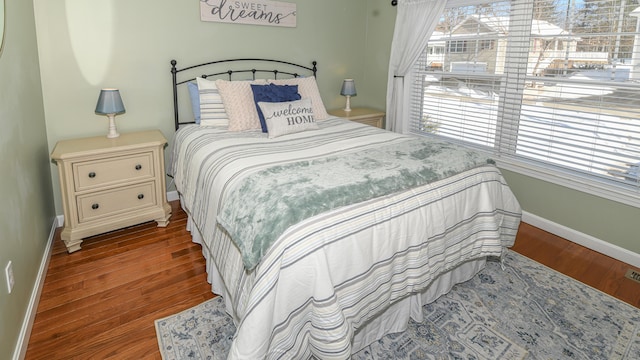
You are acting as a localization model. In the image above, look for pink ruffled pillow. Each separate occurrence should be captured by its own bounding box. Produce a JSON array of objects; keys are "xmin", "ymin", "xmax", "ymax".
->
[{"xmin": 215, "ymin": 79, "xmax": 267, "ymax": 131}]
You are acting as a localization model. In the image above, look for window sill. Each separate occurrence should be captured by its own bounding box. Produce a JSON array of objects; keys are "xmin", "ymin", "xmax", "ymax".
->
[{"xmin": 493, "ymin": 156, "xmax": 640, "ymax": 209}]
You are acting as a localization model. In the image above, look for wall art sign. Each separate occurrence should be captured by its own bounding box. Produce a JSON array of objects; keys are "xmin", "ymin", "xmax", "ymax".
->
[{"xmin": 201, "ymin": 0, "xmax": 297, "ymax": 28}]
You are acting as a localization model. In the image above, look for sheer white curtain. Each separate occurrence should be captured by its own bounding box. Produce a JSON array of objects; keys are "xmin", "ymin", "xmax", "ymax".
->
[{"xmin": 386, "ymin": 0, "xmax": 446, "ymax": 133}]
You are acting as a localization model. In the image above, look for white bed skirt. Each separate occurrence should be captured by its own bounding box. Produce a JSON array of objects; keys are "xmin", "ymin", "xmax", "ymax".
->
[{"xmin": 186, "ymin": 214, "xmax": 486, "ymax": 353}]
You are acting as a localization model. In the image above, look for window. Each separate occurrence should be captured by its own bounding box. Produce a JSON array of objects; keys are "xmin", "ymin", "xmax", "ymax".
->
[
  {"xmin": 429, "ymin": 45, "xmax": 445, "ymax": 55},
  {"xmin": 411, "ymin": 0, "xmax": 640, "ymax": 206},
  {"xmin": 448, "ymin": 40, "xmax": 468, "ymax": 53},
  {"xmin": 479, "ymin": 39, "xmax": 494, "ymax": 50}
]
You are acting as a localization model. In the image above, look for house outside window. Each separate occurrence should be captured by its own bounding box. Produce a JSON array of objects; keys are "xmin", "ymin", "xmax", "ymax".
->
[{"xmin": 412, "ymin": 0, "xmax": 640, "ymax": 206}]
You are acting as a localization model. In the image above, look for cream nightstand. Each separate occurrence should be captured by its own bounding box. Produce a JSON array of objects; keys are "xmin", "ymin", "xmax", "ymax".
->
[
  {"xmin": 328, "ymin": 107, "xmax": 385, "ymax": 129},
  {"xmin": 51, "ymin": 130, "xmax": 172, "ymax": 253}
]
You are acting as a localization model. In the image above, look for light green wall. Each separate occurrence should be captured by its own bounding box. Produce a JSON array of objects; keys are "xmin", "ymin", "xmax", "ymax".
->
[
  {"xmin": 0, "ymin": 0, "xmax": 54, "ymax": 358},
  {"xmin": 362, "ymin": 0, "xmax": 396, "ymax": 112},
  {"xmin": 34, "ymin": 0, "xmax": 372, "ymax": 216}
]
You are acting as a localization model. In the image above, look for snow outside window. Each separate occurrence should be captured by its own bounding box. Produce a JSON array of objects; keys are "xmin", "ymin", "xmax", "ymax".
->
[{"xmin": 410, "ymin": 0, "xmax": 640, "ymax": 207}]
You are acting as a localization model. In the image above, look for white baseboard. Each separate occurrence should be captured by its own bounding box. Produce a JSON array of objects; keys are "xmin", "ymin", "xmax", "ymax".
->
[
  {"xmin": 522, "ymin": 211, "xmax": 640, "ymax": 269},
  {"xmin": 13, "ymin": 217, "xmax": 57, "ymax": 360},
  {"xmin": 167, "ymin": 190, "xmax": 179, "ymax": 202}
]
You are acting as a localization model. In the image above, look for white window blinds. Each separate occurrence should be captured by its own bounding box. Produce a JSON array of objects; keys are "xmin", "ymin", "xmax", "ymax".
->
[{"xmin": 411, "ymin": 0, "xmax": 640, "ymax": 206}]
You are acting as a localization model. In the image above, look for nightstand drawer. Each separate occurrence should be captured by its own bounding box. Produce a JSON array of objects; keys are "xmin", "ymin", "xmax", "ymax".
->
[
  {"xmin": 328, "ymin": 107, "xmax": 385, "ymax": 129},
  {"xmin": 355, "ymin": 117, "xmax": 382, "ymax": 128},
  {"xmin": 76, "ymin": 182, "xmax": 157, "ymax": 223},
  {"xmin": 73, "ymin": 153, "xmax": 154, "ymax": 192}
]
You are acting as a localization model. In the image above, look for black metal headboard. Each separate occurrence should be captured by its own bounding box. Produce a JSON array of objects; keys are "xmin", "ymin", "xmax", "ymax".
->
[{"xmin": 170, "ymin": 58, "xmax": 318, "ymax": 130}]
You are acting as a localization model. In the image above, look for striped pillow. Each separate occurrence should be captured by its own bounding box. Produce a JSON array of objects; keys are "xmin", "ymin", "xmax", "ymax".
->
[{"xmin": 196, "ymin": 77, "xmax": 229, "ymax": 127}]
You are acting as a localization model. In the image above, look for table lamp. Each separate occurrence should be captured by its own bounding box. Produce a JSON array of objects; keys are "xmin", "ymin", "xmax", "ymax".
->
[
  {"xmin": 340, "ymin": 79, "xmax": 357, "ymax": 112},
  {"xmin": 95, "ymin": 89, "xmax": 126, "ymax": 138}
]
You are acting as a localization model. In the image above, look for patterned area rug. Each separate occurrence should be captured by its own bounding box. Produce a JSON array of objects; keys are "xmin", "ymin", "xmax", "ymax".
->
[{"xmin": 155, "ymin": 251, "xmax": 640, "ymax": 359}]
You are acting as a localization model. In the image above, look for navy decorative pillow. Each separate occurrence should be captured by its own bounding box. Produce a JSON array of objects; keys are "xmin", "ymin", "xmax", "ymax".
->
[{"xmin": 251, "ymin": 84, "xmax": 301, "ymax": 132}]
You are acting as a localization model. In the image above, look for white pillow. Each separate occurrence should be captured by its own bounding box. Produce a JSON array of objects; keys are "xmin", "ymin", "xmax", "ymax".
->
[
  {"xmin": 258, "ymin": 98, "xmax": 319, "ymax": 138},
  {"xmin": 268, "ymin": 77, "xmax": 329, "ymax": 120},
  {"xmin": 215, "ymin": 79, "xmax": 267, "ymax": 131},
  {"xmin": 196, "ymin": 77, "xmax": 229, "ymax": 127}
]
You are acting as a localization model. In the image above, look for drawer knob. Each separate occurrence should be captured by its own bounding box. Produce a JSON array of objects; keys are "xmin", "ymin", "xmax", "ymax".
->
[
  {"xmin": 88, "ymin": 172, "xmax": 96, "ymax": 178},
  {"xmin": 137, "ymin": 194, "xmax": 144, "ymax": 200},
  {"xmin": 91, "ymin": 203, "xmax": 99, "ymax": 210},
  {"xmin": 135, "ymin": 164, "xmax": 142, "ymax": 170}
]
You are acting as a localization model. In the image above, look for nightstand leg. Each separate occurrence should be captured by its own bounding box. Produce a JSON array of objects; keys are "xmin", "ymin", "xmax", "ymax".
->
[
  {"xmin": 62, "ymin": 239, "xmax": 82, "ymax": 254},
  {"xmin": 65, "ymin": 241, "xmax": 82, "ymax": 253},
  {"xmin": 60, "ymin": 230, "xmax": 83, "ymax": 253},
  {"xmin": 155, "ymin": 203, "xmax": 172, "ymax": 227},
  {"xmin": 156, "ymin": 218, "xmax": 170, "ymax": 227}
]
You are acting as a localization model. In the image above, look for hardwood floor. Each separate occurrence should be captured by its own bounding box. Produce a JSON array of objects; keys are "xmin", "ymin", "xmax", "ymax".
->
[
  {"xmin": 25, "ymin": 201, "xmax": 214, "ymax": 360},
  {"xmin": 24, "ymin": 201, "xmax": 640, "ymax": 359},
  {"xmin": 511, "ymin": 222, "xmax": 640, "ymax": 308}
]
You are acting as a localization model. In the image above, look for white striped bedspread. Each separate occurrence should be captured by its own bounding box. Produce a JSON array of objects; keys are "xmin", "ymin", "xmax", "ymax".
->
[{"xmin": 169, "ymin": 118, "xmax": 522, "ymax": 360}]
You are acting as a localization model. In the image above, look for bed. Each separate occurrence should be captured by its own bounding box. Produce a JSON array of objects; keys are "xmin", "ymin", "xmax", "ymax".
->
[{"xmin": 168, "ymin": 58, "xmax": 522, "ymax": 359}]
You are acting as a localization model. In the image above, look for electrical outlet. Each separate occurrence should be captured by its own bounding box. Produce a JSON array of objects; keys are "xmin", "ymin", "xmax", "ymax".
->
[
  {"xmin": 626, "ymin": 269, "xmax": 640, "ymax": 284},
  {"xmin": 5, "ymin": 261, "xmax": 14, "ymax": 294}
]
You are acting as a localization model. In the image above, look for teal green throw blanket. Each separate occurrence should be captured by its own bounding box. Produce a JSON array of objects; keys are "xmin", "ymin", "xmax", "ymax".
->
[{"xmin": 217, "ymin": 137, "xmax": 494, "ymax": 270}]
